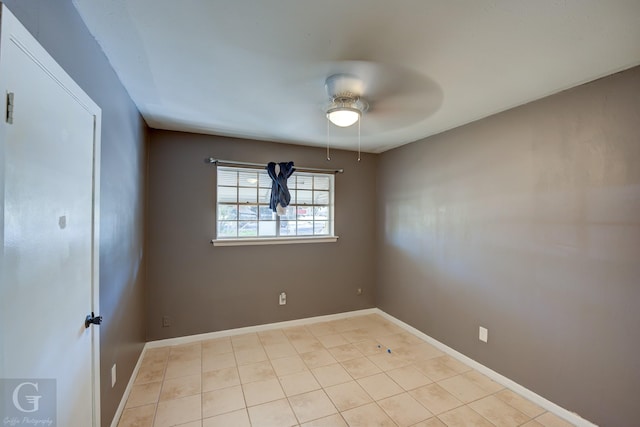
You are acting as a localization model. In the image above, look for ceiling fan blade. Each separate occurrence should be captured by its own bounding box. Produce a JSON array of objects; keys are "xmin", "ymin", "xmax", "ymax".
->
[
  {"xmin": 264, "ymin": 59, "xmax": 443, "ymax": 138},
  {"xmin": 361, "ymin": 91, "xmax": 442, "ymax": 131},
  {"xmin": 313, "ymin": 61, "xmax": 438, "ymax": 99}
]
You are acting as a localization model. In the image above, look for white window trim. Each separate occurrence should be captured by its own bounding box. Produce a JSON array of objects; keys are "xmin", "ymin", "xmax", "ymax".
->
[
  {"xmin": 215, "ymin": 165, "xmax": 337, "ymax": 244},
  {"xmin": 211, "ymin": 236, "xmax": 339, "ymax": 247}
]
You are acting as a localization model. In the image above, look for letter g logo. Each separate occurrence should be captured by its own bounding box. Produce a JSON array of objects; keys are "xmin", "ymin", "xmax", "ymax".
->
[{"xmin": 12, "ymin": 381, "xmax": 42, "ymax": 413}]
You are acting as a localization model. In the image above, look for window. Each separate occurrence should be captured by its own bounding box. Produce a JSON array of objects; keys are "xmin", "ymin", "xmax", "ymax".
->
[{"xmin": 215, "ymin": 166, "xmax": 335, "ymax": 243}]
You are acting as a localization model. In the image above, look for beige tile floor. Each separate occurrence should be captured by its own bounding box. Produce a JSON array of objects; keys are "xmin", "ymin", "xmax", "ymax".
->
[{"xmin": 118, "ymin": 314, "xmax": 576, "ymax": 427}]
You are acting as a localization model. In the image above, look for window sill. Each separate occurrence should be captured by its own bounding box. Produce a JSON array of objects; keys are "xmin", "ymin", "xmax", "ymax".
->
[{"xmin": 211, "ymin": 236, "xmax": 339, "ymax": 247}]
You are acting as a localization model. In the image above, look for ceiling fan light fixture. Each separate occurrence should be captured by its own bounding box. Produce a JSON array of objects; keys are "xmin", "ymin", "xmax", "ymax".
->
[
  {"xmin": 325, "ymin": 93, "xmax": 368, "ymax": 127},
  {"xmin": 326, "ymin": 106, "xmax": 361, "ymax": 127},
  {"xmin": 324, "ymin": 74, "xmax": 369, "ymax": 128}
]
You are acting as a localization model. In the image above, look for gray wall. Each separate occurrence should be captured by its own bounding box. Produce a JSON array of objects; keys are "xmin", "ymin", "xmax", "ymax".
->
[
  {"xmin": 2, "ymin": 1, "xmax": 148, "ymax": 425},
  {"xmin": 376, "ymin": 66, "xmax": 640, "ymax": 426},
  {"xmin": 146, "ymin": 131, "xmax": 376, "ymax": 340}
]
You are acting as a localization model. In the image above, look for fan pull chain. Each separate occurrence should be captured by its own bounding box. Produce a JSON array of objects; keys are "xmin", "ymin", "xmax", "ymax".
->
[
  {"xmin": 326, "ymin": 118, "xmax": 331, "ymax": 161},
  {"xmin": 357, "ymin": 116, "xmax": 361, "ymax": 162}
]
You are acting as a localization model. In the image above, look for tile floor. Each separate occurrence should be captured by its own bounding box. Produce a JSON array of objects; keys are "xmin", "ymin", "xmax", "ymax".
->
[{"xmin": 118, "ymin": 314, "xmax": 576, "ymax": 427}]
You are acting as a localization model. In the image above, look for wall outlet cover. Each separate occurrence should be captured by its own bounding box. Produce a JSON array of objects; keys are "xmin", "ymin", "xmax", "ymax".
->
[
  {"xmin": 111, "ymin": 364, "xmax": 116, "ymax": 387},
  {"xmin": 479, "ymin": 326, "xmax": 488, "ymax": 343}
]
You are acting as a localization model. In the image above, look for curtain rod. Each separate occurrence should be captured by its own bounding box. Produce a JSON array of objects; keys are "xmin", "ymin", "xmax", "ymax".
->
[{"xmin": 204, "ymin": 157, "xmax": 344, "ymax": 174}]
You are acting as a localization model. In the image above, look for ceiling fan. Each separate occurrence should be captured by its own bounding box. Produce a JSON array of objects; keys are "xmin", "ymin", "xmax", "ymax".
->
[
  {"xmin": 313, "ymin": 61, "xmax": 443, "ymax": 160},
  {"xmin": 324, "ymin": 74, "xmax": 369, "ymax": 128}
]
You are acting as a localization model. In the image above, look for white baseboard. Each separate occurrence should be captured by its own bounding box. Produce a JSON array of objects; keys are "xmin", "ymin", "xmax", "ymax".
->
[
  {"xmin": 110, "ymin": 344, "xmax": 147, "ymax": 427},
  {"xmin": 111, "ymin": 307, "xmax": 597, "ymax": 427},
  {"xmin": 374, "ymin": 309, "xmax": 597, "ymax": 427},
  {"xmin": 145, "ymin": 308, "xmax": 379, "ymax": 348}
]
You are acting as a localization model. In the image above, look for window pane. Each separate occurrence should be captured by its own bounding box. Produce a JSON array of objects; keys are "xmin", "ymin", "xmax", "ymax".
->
[
  {"xmin": 297, "ymin": 176, "xmax": 312, "ymax": 190},
  {"xmin": 258, "ymin": 221, "xmax": 276, "ymax": 236},
  {"xmin": 314, "ymin": 191, "xmax": 329, "ymax": 204},
  {"xmin": 279, "ymin": 206, "xmax": 296, "ymax": 220},
  {"xmin": 297, "ymin": 190, "xmax": 313, "ymax": 205},
  {"xmin": 238, "ymin": 187, "xmax": 257, "ymax": 203},
  {"xmin": 218, "ymin": 186, "xmax": 237, "ymax": 203},
  {"xmin": 296, "ymin": 206, "xmax": 312, "ymax": 219},
  {"xmin": 238, "ymin": 205, "xmax": 258, "ymax": 220},
  {"xmin": 314, "ymin": 176, "xmax": 330, "ymax": 190},
  {"xmin": 314, "ymin": 206, "xmax": 329, "ymax": 221},
  {"xmin": 258, "ymin": 188, "xmax": 271, "ymax": 204},
  {"xmin": 287, "ymin": 176, "xmax": 297, "ymax": 190},
  {"xmin": 239, "ymin": 172, "xmax": 259, "ymax": 187},
  {"xmin": 259, "ymin": 173, "xmax": 272, "ymax": 188},
  {"xmin": 218, "ymin": 169, "xmax": 237, "ymax": 186},
  {"xmin": 218, "ymin": 221, "xmax": 237, "ymax": 238},
  {"xmin": 280, "ymin": 220, "xmax": 295, "ymax": 236},
  {"xmin": 314, "ymin": 221, "xmax": 328, "ymax": 235},
  {"xmin": 297, "ymin": 221, "xmax": 314, "ymax": 236},
  {"xmin": 239, "ymin": 221, "xmax": 257, "ymax": 237},
  {"xmin": 259, "ymin": 206, "xmax": 275, "ymax": 220},
  {"xmin": 218, "ymin": 205, "xmax": 237, "ymax": 220}
]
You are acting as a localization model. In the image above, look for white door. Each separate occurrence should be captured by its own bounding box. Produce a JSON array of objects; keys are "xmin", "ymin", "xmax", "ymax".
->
[{"xmin": 0, "ymin": 5, "xmax": 102, "ymax": 427}]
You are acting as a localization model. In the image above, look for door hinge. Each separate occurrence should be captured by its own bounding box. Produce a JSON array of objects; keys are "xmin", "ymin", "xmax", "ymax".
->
[{"xmin": 6, "ymin": 92, "xmax": 14, "ymax": 124}]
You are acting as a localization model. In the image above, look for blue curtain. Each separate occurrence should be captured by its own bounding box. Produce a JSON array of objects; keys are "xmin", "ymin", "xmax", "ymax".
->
[{"xmin": 266, "ymin": 161, "xmax": 295, "ymax": 215}]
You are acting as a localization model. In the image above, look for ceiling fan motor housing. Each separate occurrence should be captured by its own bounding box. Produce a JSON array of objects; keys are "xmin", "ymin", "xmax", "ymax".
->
[{"xmin": 325, "ymin": 73, "xmax": 369, "ymax": 123}]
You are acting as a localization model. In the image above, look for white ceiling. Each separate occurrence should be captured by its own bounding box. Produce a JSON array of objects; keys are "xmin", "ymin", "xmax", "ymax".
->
[{"xmin": 73, "ymin": 0, "xmax": 640, "ymax": 153}]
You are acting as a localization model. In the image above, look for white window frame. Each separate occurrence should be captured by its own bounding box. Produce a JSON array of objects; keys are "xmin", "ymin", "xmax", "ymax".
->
[{"xmin": 212, "ymin": 166, "xmax": 338, "ymax": 246}]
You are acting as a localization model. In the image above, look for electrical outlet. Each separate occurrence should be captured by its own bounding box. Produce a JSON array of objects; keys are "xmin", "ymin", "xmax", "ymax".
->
[
  {"xmin": 162, "ymin": 316, "xmax": 171, "ymax": 327},
  {"xmin": 279, "ymin": 292, "xmax": 287, "ymax": 305},
  {"xmin": 479, "ymin": 326, "xmax": 488, "ymax": 343},
  {"xmin": 111, "ymin": 364, "xmax": 116, "ymax": 388},
  {"xmin": 356, "ymin": 288, "xmax": 362, "ymax": 295}
]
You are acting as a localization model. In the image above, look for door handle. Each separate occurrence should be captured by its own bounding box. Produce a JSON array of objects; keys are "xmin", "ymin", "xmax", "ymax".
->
[{"xmin": 85, "ymin": 312, "xmax": 102, "ymax": 328}]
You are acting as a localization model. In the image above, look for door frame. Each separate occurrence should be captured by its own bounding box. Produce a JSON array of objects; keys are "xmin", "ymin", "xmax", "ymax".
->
[{"xmin": 0, "ymin": 4, "xmax": 103, "ymax": 425}]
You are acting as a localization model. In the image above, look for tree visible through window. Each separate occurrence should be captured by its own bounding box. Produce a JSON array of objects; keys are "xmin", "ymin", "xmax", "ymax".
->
[{"xmin": 216, "ymin": 166, "xmax": 334, "ymax": 239}]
